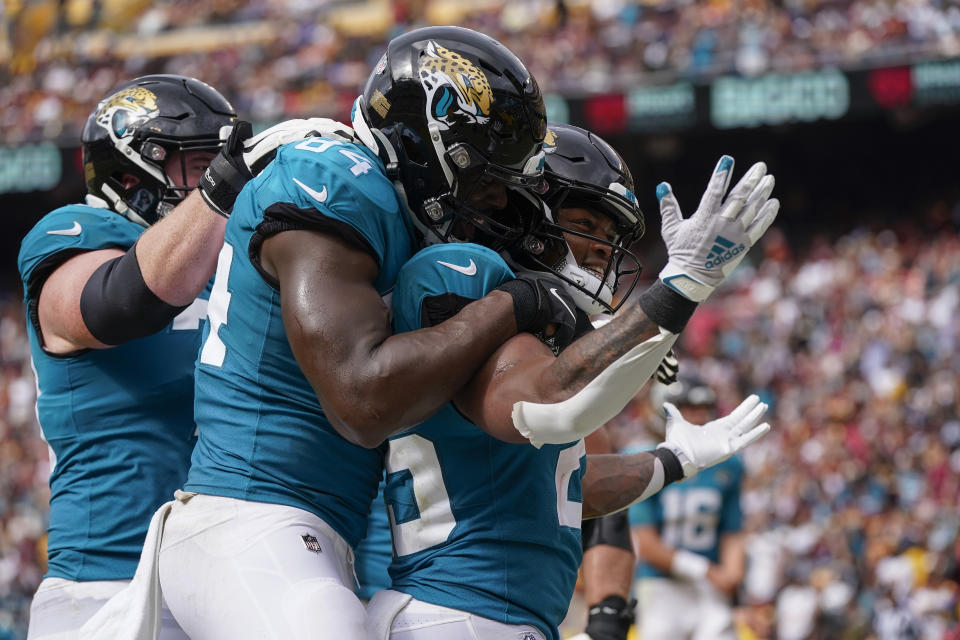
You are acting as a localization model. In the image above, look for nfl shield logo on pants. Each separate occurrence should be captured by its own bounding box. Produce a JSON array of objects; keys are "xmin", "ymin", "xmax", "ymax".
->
[{"xmin": 301, "ymin": 533, "xmax": 322, "ymax": 553}]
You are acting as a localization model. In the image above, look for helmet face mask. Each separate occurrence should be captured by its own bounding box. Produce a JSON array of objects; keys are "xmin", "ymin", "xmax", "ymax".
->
[
  {"xmin": 509, "ymin": 124, "xmax": 645, "ymax": 314},
  {"xmin": 353, "ymin": 27, "xmax": 547, "ymax": 251},
  {"xmin": 439, "ymin": 186, "xmax": 543, "ymax": 252},
  {"xmin": 82, "ymin": 74, "xmax": 236, "ymax": 226}
]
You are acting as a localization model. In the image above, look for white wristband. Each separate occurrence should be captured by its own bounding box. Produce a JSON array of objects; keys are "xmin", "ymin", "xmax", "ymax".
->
[
  {"xmin": 670, "ymin": 549, "xmax": 710, "ymax": 581},
  {"xmin": 512, "ymin": 327, "xmax": 678, "ymax": 447}
]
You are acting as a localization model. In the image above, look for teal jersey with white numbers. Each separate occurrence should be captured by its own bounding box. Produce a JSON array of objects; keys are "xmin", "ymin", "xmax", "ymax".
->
[
  {"xmin": 355, "ymin": 478, "xmax": 392, "ymax": 600},
  {"xmin": 18, "ymin": 203, "xmax": 208, "ymax": 581},
  {"xmin": 384, "ymin": 244, "xmax": 586, "ymax": 640},
  {"xmin": 628, "ymin": 448, "xmax": 743, "ymax": 579},
  {"xmin": 186, "ymin": 137, "xmax": 412, "ymax": 548}
]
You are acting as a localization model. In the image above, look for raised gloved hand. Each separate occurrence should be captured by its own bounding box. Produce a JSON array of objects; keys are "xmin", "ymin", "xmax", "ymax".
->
[
  {"xmin": 496, "ymin": 271, "xmax": 579, "ymax": 351},
  {"xmin": 655, "ymin": 348, "xmax": 679, "ymax": 385},
  {"xmin": 657, "ymin": 394, "xmax": 770, "ymax": 478},
  {"xmin": 657, "ymin": 156, "xmax": 779, "ymax": 302},
  {"xmin": 199, "ymin": 118, "xmax": 358, "ymax": 217}
]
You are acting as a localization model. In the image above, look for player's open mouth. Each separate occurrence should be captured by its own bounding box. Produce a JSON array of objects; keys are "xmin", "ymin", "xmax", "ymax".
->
[{"xmin": 583, "ymin": 266, "xmax": 606, "ymax": 281}]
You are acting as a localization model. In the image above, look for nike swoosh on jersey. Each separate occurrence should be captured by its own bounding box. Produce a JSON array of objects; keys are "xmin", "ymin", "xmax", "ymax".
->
[
  {"xmin": 436, "ymin": 259, "xmax": 478, "ymax": 276},
  {"xmin": 46, "ymin": 221, "xmax": 82, "ymax": 236},
  {"xmin": 549, "ymin": 287, "xmax": 576, "ymax": 320},
  {"xmin": 293, "ymin": 178, "xmax": 328, "ymax": 204}
]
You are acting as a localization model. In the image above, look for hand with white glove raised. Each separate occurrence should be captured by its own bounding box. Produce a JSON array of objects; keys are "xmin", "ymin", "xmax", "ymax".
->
[
  {"xmin": 199, "ymin": 118, "xmax": 358, "ymax": 216},
  {"xmin": 657, "ymin": 156, "xmax": 779, "ymax": 302},
  {"xmin": 656, "ymin": 394, "xmax": 770, "ymax": 478}
]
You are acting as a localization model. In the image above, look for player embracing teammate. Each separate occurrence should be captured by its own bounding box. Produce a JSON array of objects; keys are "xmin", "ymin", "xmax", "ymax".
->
[{"xmin": 23, "ymin": 25, "xmax": 781, "ymax": 640}]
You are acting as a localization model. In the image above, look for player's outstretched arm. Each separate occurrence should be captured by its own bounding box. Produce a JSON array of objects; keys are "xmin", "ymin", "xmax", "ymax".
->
[
  {"xmin": 579, "ymin": 395, "xmax": 770, "ymax": 518},
  {"xmin": 631, "ymin": 527, "xmax": 745, "ymax": 590},
  {"xmin": 38, "ymin": 120, "xmax": 336, "ymax": 354},
  {"xmin": 464, "ymin": 156, "xmax": 780, "ymax": 447},
  {"xmin": 140, "ymin": 119, "xmax": 355, "ymax": 305},
  {"xmin": 708, "ymin": 532, "xmax": 746, "ymax": 595},
  {"xmin": 454, "ymin": 302, "xmax": 671, "ymax": 444},
  {"xmin": 262, "ymin": 229, "xmax": 562, "ymax": 448},
  {"xmin": 36, "ymin": 189, "xmax": 227, "ymax": 355}
]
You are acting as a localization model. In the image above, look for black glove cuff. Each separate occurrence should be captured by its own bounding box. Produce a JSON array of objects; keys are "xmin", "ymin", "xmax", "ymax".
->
[
  {"xmin": 653, "ymin": 447, "xmax": 685, "ymax": 486},
  {"xmin": 198, "ymin": 152, "xmax": 252, "ymax": 218},
  {"xmin": 585, "ymin": 595, "xmax": 635, "ymax": 640},
  {"xmin": 638, "ymin": 280, "xmax": 698, "ymax": 334},
  {"xmin": 495, "ymin": 278, "xmax": 538, "ymax": 333}
]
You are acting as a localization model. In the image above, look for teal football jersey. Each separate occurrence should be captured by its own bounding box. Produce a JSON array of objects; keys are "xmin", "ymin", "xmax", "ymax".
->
[
  {"xmin": 355, "ymin": 478, "xmax": 392, "ymax": 600},
  {"xmin": 383, "ymin": 244, "xmax": 586, "ymax": 640},
  {"xmin": 186, "ymin": 137, "xmax": 413, "ymax": 548},
  {"xmin": 628, "ymin": 447, "xmax": 744, "ymax": 579},
  {"xmin": 18, "ymin": 203, "xmax": 208, "ymax": 581}
]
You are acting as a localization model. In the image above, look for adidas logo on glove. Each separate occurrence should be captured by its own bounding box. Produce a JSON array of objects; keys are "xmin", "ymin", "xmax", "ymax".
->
[{"xmin": 704, "ymin": 235, "xmax": 746, "ymax": 269}]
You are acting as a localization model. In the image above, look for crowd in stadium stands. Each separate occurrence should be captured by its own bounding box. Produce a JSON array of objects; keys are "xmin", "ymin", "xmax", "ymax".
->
[
  {"xmin": 2, "ymin": 203, "xmax": 959, "ymax": 637},
  {"xmin": 4, "ymin": 0, "xmax": 960, "ymax": 144},
  {"xmin": 609, "ymin": 212, "xmax": 960, "ymax": 639},
  {"xmin": 0, "ymin": 299, "xmax": 47, "ymax": 640}
]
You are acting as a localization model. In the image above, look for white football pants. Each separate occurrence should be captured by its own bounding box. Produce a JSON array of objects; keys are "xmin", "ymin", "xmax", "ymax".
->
[
  {"xmin": 27, "ymin": 577, "xmax": 187, "ymax": 640},
  {"xmin": 635, "ymin": 576, "xmax": 736, "ymax": 640},
  {"xmin": 158, "ymin": 493, "xmax": 365, "ymax": 639},
  {"xmin": 366, "ymin": 589, "xmax": 548, "ymax": 640}
]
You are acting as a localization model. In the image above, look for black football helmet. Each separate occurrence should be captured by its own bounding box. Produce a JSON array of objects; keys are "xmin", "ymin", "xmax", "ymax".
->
[
  {"xmin": 508, "ymin": 124, "xmax": 644, "ymax": 314},
  {"xmin": 650, "ymin": 373, "xmax": 717, "ymax": 431},
  {"xmin": 82, "ymin": 74, "xmax": 236, "ymax": 226},
  {"xmin": 663, "ymin": 375, "xmax": 717, "ymax": 408},
  {"xmin": 351, "ymin": 26, "xmax": 548, "ymax": 251}
]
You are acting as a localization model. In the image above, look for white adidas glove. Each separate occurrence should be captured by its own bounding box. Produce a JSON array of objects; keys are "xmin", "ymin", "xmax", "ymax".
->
[
  {"xmin": 242, "ymin": 118, "xmax": 358, "ymax": 175},
  {"xmin": 657, "ymin": 394, "xmax": 770, "ymax": 478},
  {"xmin": 657, "ymin": 156, "xmax": 779, "ymax": 302}
]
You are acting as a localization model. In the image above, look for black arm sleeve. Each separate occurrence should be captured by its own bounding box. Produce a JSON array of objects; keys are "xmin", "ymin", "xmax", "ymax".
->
[
  {"xmin": 638, "ymin": 280, "xmax": 698, "ymax": 334},
  {"xmin": 79, "ymin": 244, "xmax": 187, "ymax": 345},
  {"xmin": 582, "ymin": 510, "xmax": 633, "ymax": 553}
]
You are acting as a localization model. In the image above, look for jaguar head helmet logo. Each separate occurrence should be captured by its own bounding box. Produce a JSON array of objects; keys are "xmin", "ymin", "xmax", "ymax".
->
[
  {"xmin": 93, "ymin": 87, "xmax": 160, "ymax": 140},
  {"xmin": 418, "ymin": 41, "xmax": 493, "ymax": 130},
  {"xmin": 543, "ymin": 128, "xmax": 559, "ymax": 153}
]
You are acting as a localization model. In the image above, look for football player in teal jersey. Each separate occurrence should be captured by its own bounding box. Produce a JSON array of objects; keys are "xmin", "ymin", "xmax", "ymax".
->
[
  {"xmin": 630, "ymin": 377, "xmax": 746, "ymax": 640},
  {"xmin": 152, "ymin": 27, "xmax": 582, "ymax": 640},
  {"xmin": 16, "ymin": 74, "xmax": 307, "ymax": 639},
  {"xmin": 364, "ymin": 125, "xmax": 779, "ymax": 639}
]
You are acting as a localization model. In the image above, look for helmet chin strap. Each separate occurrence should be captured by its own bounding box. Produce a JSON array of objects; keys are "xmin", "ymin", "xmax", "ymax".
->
[
  {"xmin": 426, "ymin": 122, "xmax": 455, "ymax": 188},
  {"xmin": 99, "ymin": 182, "xmax": 151, "ymax": 227}
]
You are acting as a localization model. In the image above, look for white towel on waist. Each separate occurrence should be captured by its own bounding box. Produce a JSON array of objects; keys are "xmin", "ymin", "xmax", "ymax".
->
[{"xmin": 79, "ymin": 495, "xmax": 178, "ymax": 640}]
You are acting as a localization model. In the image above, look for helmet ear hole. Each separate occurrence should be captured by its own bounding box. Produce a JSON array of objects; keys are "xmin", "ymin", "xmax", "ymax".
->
[{"xmin": 399, "ymin": 130, "xmax": 428, "ymax": 167}]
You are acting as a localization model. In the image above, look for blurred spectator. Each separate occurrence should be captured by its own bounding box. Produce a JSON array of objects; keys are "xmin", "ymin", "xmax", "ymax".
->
[
  {"xmin": 0, "ymin": 298, "xmax": 48, "ymax": 640},
  {"xmin": 607, "ymin": 207, "xmax": 960, "ymax": 639},
  {"xmin": 1, "ymin": 204, "xmax": 959, "ymax": 637},
  {"xmin": 628, "ymin": 376, "xmax": 747, "ymax": 640},
  {"xmin": 5, "ymin": 0, "xmax": 960, "ymax": 144}
]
